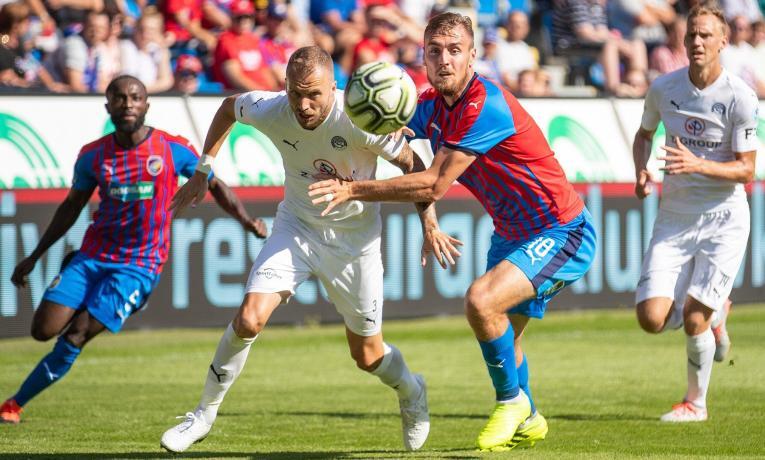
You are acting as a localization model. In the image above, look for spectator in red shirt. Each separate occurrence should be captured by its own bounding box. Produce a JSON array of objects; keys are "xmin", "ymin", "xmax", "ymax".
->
[
  {"xmin": 163, "ymin": 0, "xmax": 217, "ymax": 51},
  {"xmin": 212, "ymin": 0, "xmax": 277, "ymax": 90},
  {"xmin": 351, "ymin": 4, "xmax": 396, "ymax": 70},
  {"xmin": 649, "ymin": 15, "xmax": 689, "ymax": 79},
  {"xmin": 259, "ymin": 2, "xmax": 295, "ymax": 87}
]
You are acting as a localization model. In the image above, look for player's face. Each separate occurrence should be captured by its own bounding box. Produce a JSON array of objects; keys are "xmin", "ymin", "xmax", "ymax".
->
[
  {"xmin": 424, "ymin": 27, "xmax": 476, "ymax": 99},
  {"xmin": 684, "ymin": 14, "xmax": 727, "ymax": 69},
  {"xmin": 106, "ymin": 81, "xmax": 149, "ymax": 134},
  {"xmin": 286, "ymin": 67, "xmax": 336, "ymax": 130}
]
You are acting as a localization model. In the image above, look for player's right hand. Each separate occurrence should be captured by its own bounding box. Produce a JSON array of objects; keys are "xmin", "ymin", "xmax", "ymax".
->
[
  {"xmin": 635, "ymin": 169, "xmax": 654, "ymax": 200},
  {"xmin": 11, "ymin": 256, "xmax": 37, "ymax": 288},
  {"xmin": 170, "ymin": 171, "xmax": 209, "ymax": 214}
]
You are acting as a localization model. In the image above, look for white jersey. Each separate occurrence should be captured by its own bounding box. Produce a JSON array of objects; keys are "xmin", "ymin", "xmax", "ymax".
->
[
  {"xmin": 641, "ymin": 67, "xmax": 759, "ymax": 213},
  {"xmin": 234, "ymin": 90, "xmax": 404, "ymax": 234}
]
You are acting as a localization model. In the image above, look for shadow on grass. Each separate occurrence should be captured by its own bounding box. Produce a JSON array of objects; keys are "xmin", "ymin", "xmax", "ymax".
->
[
  {"xmin": 0, "ymin": 450, "xmax": 480, "ymax": 459},
  {"xmin": 274, "ymin": 411, "xmax": 485, "ymax": 421},
  {"xmin": 548, "ymin": 412, "xmax": 656, "ymax": 422}
]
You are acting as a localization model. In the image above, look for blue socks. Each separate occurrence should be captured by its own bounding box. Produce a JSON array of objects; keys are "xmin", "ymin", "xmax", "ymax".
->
[
  {"xmin": 517, "ymin": 354, "xmax": 536, "ymax": 415},
  {"xmin": 13, "ymin": 336, "xmax": 81, "ymax": 407},
  {"xmin": 478, "ymin": 325, "xmax": 519, "ymax": 401}
]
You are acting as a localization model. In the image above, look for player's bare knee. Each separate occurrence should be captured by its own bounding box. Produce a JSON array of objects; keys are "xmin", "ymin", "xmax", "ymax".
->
[
  {"xmin": 30, "ymin": 323, "xmax": 56, "ymax": 342},
  {"xmin": 233, "ymin": 312, "xmax": 265, "ymax": 337},
  {"xmin": 464, "ymin": 285, "xmax": 492, "ymax": 320},
  {"xmin": 636, "ymin": 312, "xmax": 664, "ymax": 334}
]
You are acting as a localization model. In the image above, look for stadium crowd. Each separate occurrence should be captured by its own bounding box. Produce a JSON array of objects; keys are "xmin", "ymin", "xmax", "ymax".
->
[{"xmin": 1, "ymin": 0, "xmax": 764, "ymax": 97}]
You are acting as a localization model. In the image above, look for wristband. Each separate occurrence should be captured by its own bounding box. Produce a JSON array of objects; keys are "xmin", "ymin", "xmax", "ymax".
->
[{"xmin": 196, "ymin": 154, "xmax": 214, "ymax": 175}]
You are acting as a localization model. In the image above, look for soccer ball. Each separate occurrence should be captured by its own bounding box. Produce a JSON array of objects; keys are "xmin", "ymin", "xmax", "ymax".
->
[{"xmin": 344, "ymin": 61, "xmax": 418, "ymax": 135}]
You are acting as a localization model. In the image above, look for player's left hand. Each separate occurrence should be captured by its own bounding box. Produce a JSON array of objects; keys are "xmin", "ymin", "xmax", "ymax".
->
[
  {"xmin": 243, "ymin": 218, "xmax": 268, "ymax": 238},
  {"xmin": 658, "ymin": 137, "xmax": 703, "ymax": 175},
  {"xmin": 308, "ymin": 177, "xmax": 351, "ymax": 217},
  {"xmin": 169, "ymin": 171, "xmax": 209, "ymax": 214},
  {"xmin": 422, "ymin": 228, "xmax": 463, "ymax": 269}
]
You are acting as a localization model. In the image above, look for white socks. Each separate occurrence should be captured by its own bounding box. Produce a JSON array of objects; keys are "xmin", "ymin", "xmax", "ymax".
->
[
  {"xmin": 196, "ymin": 323, "xmax": 257, "ymax": 423},
  {"xmin": 371, "ymin": 343, "xmax": 419, "ymax": 400},
  {"xmin": 685, "ymin": 328, "xmax": 715, "ymax": 408}
]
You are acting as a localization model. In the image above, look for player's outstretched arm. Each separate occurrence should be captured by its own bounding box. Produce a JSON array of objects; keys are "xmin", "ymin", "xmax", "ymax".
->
[
  {"xmin": 387, "ymin": 142, "xmax": 463, "ymax": 268},
  {"xmin": 170, "ymin": 95, "xmax": 239, "ymax": 213},
  {"xmin": 633, "ymin": 127, "xmax": 655, "ymax": 200},
  {"xmin": 11, "ymin": 188, "xmax": 93, "ymax": 288},
  {"xmin": 208, "ymin": 177, "xmax": 268, "ymax": 238},
  {"xmin": 309, "ymin": 146, "xmax": 476, "ymax": 215}
]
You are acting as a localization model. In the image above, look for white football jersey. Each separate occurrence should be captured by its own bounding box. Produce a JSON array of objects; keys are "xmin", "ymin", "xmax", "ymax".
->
[
  {"xmin": 641, "ymin": 67, "xmax": 759, "ymax": 213},
  {"xmin": 234, "ymin": 90, "xmax": 404, "ymax": 233}
]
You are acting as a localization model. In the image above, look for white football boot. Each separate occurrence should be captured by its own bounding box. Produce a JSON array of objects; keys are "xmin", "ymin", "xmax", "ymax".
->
[
  {"xmin": 160, "ymin": 410, "xmax": 213, "ymax": 452},
  {"xmin": 399, "ymin": 374, "xmax": 430, "ymax": 450},
  {"xmin": 660, "ymin": 402, "xmax": 708, "ymax": 422}
]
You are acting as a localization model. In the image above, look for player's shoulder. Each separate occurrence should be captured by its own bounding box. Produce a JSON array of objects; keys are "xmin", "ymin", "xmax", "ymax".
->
[
  {"xmin": 78, "ymin": 133, "xmax": 112, "ymax": 157},
  {"xmin": 648, "ymin": 67, "xmax": 686, "ymax": 94},
  {"xmin": 417, "ymin": 87, "xmax": 440, "ymax": 104},
  {"xmin": 155, "ymin": 129, "xmax": 195, "ymax": 148},
  {"xmin": 721, "ymin": 69, "xmax": 758, "ymax": 99}
]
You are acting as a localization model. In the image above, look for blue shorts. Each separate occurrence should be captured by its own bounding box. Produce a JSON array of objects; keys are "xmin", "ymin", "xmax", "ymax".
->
[
  {"xmin": 42, "ymin": 252, "xmax": 160, "ymax": 333},
  {"xmin": 486, "ymin": 208, "xmax": 597, "ymax": 319}
]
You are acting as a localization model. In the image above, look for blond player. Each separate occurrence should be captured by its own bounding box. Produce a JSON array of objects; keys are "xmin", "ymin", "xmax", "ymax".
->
[
  {"xmin": 633, "ymin": 5, "xmax": 758, "ymax": 422},
  {"xmin": 159, "ymin": 46, "xmax": 461, "ymax": 452}
]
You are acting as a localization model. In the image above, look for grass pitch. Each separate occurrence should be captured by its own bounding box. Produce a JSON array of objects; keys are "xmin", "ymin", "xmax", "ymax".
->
[{"xmin": 1, "ymin": 305, "xmax": 764, "ymax": 459}]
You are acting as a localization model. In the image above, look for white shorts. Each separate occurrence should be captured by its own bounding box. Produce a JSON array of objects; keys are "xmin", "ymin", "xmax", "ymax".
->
[
  {"xmin": 245, "ymin": 209, "xmax": 384, "ymax": 336},
  {"xmin": 635, "ymin": 205, "xmax": 749, "ymax": 312}
]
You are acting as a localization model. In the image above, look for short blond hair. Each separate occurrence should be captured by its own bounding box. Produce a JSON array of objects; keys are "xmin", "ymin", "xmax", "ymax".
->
[
  {"xmin": 425, "ymin": 12, "xmax": 474, "ymax": 48},
  {"xmin": 687, "ymin": 3, "xmax": 727, "ymax": 34}
]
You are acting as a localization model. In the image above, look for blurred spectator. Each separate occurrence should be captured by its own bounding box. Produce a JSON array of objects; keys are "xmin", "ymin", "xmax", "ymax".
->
[
  {"xmin": 45, "ymin": 0, "xmax": 105, "ymax": 30},
  {"xmin": 0, "ymin": 1, "xmax": 65, "ymax": 90},
  {"xmin": 162, "ymin": 0, "xmax": 217, "ymax": 52},
  {"xmin": 172, "ymin": 52, "xmax": 201, "ymax": 93},
  {"xmin": 608, "ymin": 0, "xmax": 676, "ymax": 46},
  {"xmin": 399, "ymin": 0, "xmax": 436, "ymax": 26},
  {"xmin": 474, "ymin": 27, "xmax": 518, "ymax": 87},
  {"xmin": 309, "ymin": 0, "xmax": 363, "ymax": 34},
  {"xmin": 552, "ymin": 0, "xmax": 648, "ymax": 96},
  {"xmin": 212, "ymin": 0, "xmax": 277, "ymax": 90},
  {"xmin": 721, "ymin": 15, "xmax": 765, "ymax": 96},
  {"xmin": 500, "ymin": 10, "xmax": 538, "ymax": 91},
  {"xmin": 720, "ymin": 0, "xmax": 763, "ymax": 23},
  {"xmin": 202, "ymin": 0, "xmax": 234, "ymax": 30},
  {"xmin": 397, "ymin": 36, "xmax": 429, "ymax": 93},
  {"xmin": 516, "ymin": 68, "xmax": 552, "ymax": 96},
  {"xmin": 120, "ymin": 8, "xmax": 174, "ymax": 92},
  {"xmin": 47, "ymin": 11, "xmax": 114, "ymax": 92},
  {"xmin": 351, "ymin": 4, "xmax": 396, "ymax": 70},
  {"xmin": 101, "ymin": 12, "xmax": 123, "ymax": 82},
  {"xmin": 649, "ymin": 14, "xmax": 689, "ymax": 78},
  {"xmin": 259, "ymin": 1, "xmax": 296, "ymax": 86},
  {"xmin": 752, "ymin": 19, "xmax": 765, "ymax": 87}
]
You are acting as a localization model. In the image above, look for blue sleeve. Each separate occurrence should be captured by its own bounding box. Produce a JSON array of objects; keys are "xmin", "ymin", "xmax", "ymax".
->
[
  {"xmin": 170, "ymin": 141, "xmax": 213, "ymax": 180},
  {"xmin": 72, "ymin": 150, "xmax": 98, "ymax": 191},
  {"xmin": 406, "ymin": 100, "xmax": 430, "ymax": 141},
  {"xmin": 442, "ymin": 87, "xmax": 516, "ymax": 155}
]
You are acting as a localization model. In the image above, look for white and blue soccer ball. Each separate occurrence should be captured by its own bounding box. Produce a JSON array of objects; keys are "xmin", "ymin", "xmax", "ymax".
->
[{"xmin": 344, "ymin": 61, "xmax": 418, "ymax": 135}]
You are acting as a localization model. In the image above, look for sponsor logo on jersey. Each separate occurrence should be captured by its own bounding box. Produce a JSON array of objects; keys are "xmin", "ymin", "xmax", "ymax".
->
[
  {"xmin": 331, "ymin": 136, "xmax": 347, "ymax": 150},
  {"xmin": 107, "ymin": 181, "xmax": 155, "ymax": 201},
  {"xmin": 313, "ymin": 159, "xmax": 337, "ymax": 176},
  {"xmin": 146, "ymin": 155, "xmax": 164, "ymax": 176},
  {"xmin": 684, "ymin": 117, "xmax": 705, "ymax": 136},
  {"xmin": 679, "ymin": 136, "xmax": 722, "ymax": 149},
  {"xmin": 711, "ymin": 102, "xmax": 726, "ymax": 115},
  {"xmin": 256, "ymin": 268, "xmax": 282, "ymax": 280}
]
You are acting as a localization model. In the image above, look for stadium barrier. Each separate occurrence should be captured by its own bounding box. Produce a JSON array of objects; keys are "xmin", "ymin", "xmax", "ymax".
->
[{"xmin": 1, "ymin": 96, "xmax": 764, "ymax": 338}]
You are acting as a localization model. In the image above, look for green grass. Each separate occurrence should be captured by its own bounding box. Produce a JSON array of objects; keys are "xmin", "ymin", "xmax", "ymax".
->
[{"xmin": 1, "ymin": 305, "xmax": 764, "ymax": 459}]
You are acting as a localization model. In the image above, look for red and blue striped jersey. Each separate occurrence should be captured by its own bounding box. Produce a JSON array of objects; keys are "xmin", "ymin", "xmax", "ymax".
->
[
  {"xmin": 408, "ymin": 74, "xmax": 583, "ymax": 241},
  {"xmin": 71, "ymin": 128, "xmax": 200, "ymax": 273}
]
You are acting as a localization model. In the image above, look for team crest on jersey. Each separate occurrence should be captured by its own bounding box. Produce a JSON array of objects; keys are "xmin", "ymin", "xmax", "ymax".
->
[
  {"xmin": 711, "ymin": 103, "xmax": 726, "ymax": 116},
  {"xmin": 48, "ymin": 274, "xmax": 62, "ymax": 290},
  {"xmin": 146, "ymin": 155, "xmax": 164, "ymax": 176},
  {"xmin": 684, "ymin": 117, "xmax": 705, "ymax": 136},
  {"xmin": 331, "ymin": 136, "xmax": 347, "ymax": 150}
]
